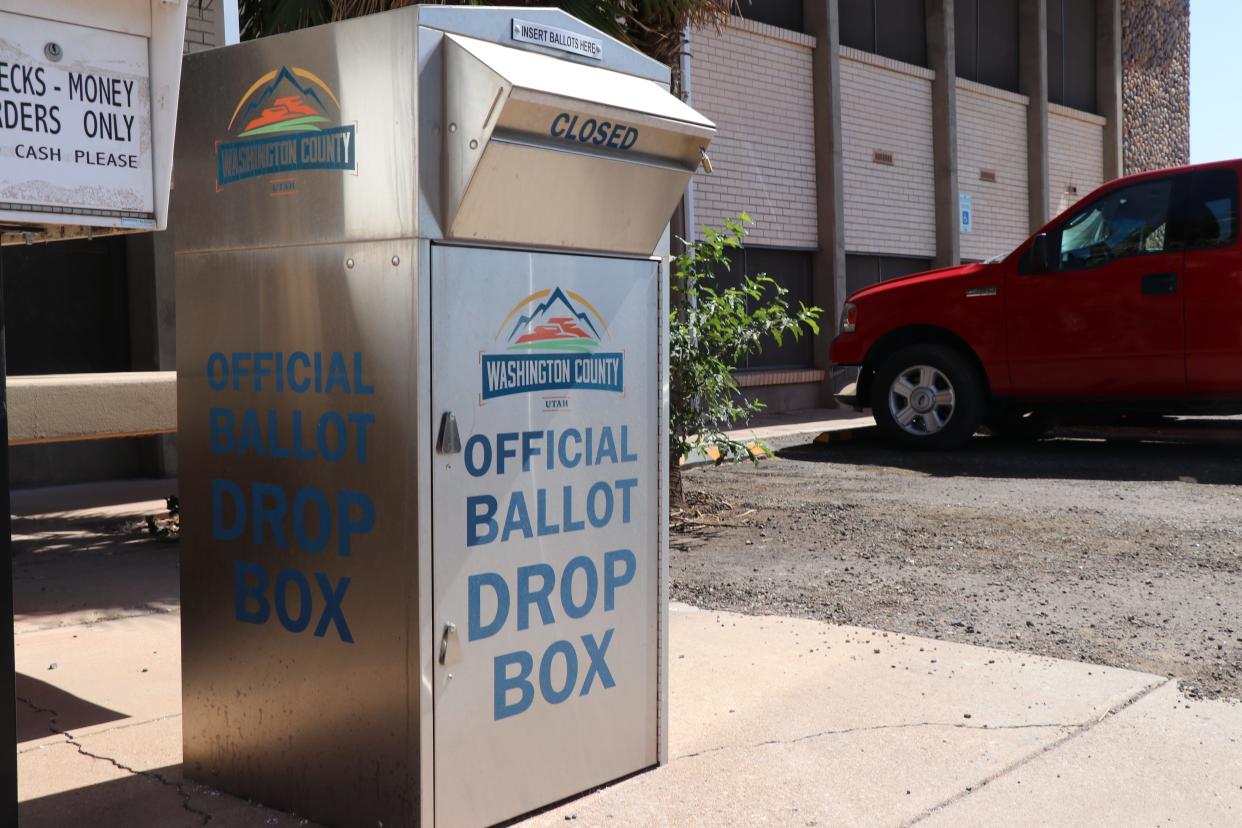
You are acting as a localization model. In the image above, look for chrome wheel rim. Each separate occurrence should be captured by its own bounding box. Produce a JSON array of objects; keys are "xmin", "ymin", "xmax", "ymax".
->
[{"xmin": 888, "ymin": 365, "xmax": 956, "ymax": 436}]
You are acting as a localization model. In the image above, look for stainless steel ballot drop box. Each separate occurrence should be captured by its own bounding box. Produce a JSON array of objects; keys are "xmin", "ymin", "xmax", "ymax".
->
[{"xmin": 172, "ymin": 6, "xmax": 713, "ymax": 826}]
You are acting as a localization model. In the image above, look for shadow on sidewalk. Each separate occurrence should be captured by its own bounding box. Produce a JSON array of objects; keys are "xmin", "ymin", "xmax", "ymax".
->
[{"xmin": 15, "ymin": 674, "xmax": 127, "ymax": 743}]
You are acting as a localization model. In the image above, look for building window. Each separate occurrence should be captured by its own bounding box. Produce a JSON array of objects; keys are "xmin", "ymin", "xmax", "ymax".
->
[
  {"xmin": 711, "ymin": 247, "xmax": 815, "ymax": 370},
  {"xmin": 736, "ymin": 0, "xmax": 804, "ymax": 33},
  {"xmin": 955, "ymin": 0, "xmax": 1019, "ymax": 92},
  {"xmin": 1047, "ymin": 0, "xmax": 1097, "ymax": 112},
  {"xmin": 839, "ymin": 0, "xmax": 927, "ymax": 67},
  {"xmin": 845, "ymin": 254, "xmax": 932, "ymax": 297}
]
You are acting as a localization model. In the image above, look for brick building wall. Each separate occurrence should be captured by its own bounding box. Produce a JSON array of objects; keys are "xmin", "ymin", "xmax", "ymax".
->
[
  {"xmin": 688, "ymin": 18, "xmax": 818, "ymax": 248},
  {"xmin": 1048, "ymin": 104, "xmax": 1105, "ymax": 219},
  {"xmin": 956, "ymin": 80, "xmax": 1029, "ymax": 262},
  {"xmin": 1121, "ymin": 0, "xmax": 1190, "ymax": 173},
  {"xmin": 840, "ymin": 48, "xmax": 936, "ymax": 259},
  {"xmin": 185, "ymin": 0, "xmax": 220, "ymax": 53}
]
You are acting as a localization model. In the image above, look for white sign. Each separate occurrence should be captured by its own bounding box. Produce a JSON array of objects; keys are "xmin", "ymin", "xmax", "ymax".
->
[
  {"xmin": 0, "ymin": 12, "xmax": 154, "ymax": 219},
  {"xmin": 511, "ymin": 18, "xmax": 604, "ymax": 61},
  {"xmin": 960, "ymin": 192, "xmax": 973, "ymax": 234}
]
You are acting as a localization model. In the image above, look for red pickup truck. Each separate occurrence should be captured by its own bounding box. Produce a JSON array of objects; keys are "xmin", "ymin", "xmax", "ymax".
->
[{"xmin": 829, "ymin": 160, "xmax": 1240, "ymax": 449}]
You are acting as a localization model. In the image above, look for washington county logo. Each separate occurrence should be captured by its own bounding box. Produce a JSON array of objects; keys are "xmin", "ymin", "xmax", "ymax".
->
[
  {"xmin": 216, "ymin": 65, "xmax": 356, "ymax": 188},
  {"xmin": 482, "ymin": 287, "xmax": 624, "ymax": 401}
]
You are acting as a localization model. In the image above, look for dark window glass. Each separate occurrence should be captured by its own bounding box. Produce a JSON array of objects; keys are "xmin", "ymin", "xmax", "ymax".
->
[
  {"xmin": 846, "ymin": 254, "xmax": 932, "ymax": 296},
  {"xmin": 955, "ymin": 0, "xmax": 979, "ymax": 82},
  {"xmin": 839, "ymin": 0, "xmax": 877, "ymax": 52},
  {"xmin": 1055, "ymin": 178, "xmax": 1174, "ymax": 270},
  {"xmin": 877, "ymin": 0, "xmax": 927, "ymax": 66},
  {"xmin": 977, "ymin": 0, "xmax": 1019, "ymax": 91},
  {"xmin": 713, "ymin": 247, "xmax": 815, "ymax": 370},
  {"xmin": 839, "ymin": 0, "xmax": 926, "ymax": 66},
  {"xmin": 955, "ymin": 0, "xmax": 1019, "ymax": 91},
  {"xmin": 1048, "ymin": 0, "xmax": 1097, "ymax": 111},
  {"xmin": 737, "ymin": 0, "xmax": 804, "ymax": 32},
  {"xmin": 0, "ymin": 236, "xmax": 132, "ymax": 374},
  {"xmin": 1182, "ymin": 168, "xmax": 1239, "ymax": 249}
]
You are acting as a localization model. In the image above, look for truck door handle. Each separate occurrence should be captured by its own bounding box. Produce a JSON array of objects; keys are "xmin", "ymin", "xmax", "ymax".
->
[{"xmin": 1141, "ymin": 272, "xmax": 1178, "ymax": 295}]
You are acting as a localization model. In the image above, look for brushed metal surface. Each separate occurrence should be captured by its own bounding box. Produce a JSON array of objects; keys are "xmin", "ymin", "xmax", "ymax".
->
[
  {"xmin": 177, "ymin": 241, "xmax": 419, "ymax": 826},
  {"xmin": 443, "ymin": 33, "xmax": 714, "ymax": 254},
  {"xmin": 173, "ymin": 10, "xmax": 420, "ymax": 253},
  {"xmin": 430, "ymin": 245, "xmax": 660, "ymax": 827}
]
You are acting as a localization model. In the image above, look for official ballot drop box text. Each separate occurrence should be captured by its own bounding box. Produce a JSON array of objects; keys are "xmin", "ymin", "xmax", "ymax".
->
[{"xmin": 173, "ymin": 7, "xmax": 714, "ymax": 826}]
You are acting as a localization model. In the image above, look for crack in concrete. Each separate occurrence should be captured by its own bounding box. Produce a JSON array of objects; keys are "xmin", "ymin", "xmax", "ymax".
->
[
  {"xmin": 17, "ymin": 696, "xmax": 212, "ymax": 825},
  {"xmin": 673, "ymin": 719, "xmax": 1076, "ymax": 762},
  {"xmin": 903, "ymin": 677, "xmax": 1172, "ymax": 826}
]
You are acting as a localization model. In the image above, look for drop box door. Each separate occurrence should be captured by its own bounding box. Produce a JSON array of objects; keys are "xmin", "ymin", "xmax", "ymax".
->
[{"xmin": 431, "ymin": 244, "xmax": 660, "ymax": 827}]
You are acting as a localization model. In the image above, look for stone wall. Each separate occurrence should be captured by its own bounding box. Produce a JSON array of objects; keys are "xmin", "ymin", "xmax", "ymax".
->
[{"xmin": 1121, "ymin": 0, "xmax": 1190, "ymax": 173}]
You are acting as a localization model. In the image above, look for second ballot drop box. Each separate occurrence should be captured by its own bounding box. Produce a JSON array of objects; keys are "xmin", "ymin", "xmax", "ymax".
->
[{"xmin": 173, "ymin": 6, "xmax": 714, "ymax": 827}]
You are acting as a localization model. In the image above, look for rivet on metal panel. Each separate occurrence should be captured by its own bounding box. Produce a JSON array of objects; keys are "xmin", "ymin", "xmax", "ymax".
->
[
  {"xmin": 391, "ymin": 256, "xmax": 400, "ymax": 266},
  {"xmin": 345, "ymin": 258, "xmax": 355, "ymax": 269},
  {"xmin": 469, "ymin": 139, "xmax": 478, "ymax": 150},
  {"xmin": 448, "ymin": 122, "xmax": 458, "ymax": 133}
]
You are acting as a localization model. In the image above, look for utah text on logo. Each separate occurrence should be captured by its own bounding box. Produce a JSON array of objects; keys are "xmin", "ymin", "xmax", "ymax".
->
[
  {"xmin": 482, "ymin": 288, "xmax": 624, "ymax": 400},
  {"xmin": 216, "ymin": 66, "xmax": 356, "ymax": 188}
]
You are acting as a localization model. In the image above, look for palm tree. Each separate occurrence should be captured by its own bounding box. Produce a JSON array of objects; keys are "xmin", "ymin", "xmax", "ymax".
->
[{"xmin": 237, "ymin": 0, "xmax": 739, "ymax": 66}]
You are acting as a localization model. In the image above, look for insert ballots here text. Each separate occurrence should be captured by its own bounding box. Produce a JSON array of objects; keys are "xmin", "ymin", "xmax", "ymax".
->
[
  {"xmin": 206, "ymin": 350, "xmax": 377, "ymax": 645},
  {"xmin": 463, "ymin": 416, "xmax": 642, "ymax": 720}
]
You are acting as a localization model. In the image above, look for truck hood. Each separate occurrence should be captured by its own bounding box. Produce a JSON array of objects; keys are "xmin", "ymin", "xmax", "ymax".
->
[{"xmin": 848, "ymin": 262, "xmax": 991, "ymax": 301}]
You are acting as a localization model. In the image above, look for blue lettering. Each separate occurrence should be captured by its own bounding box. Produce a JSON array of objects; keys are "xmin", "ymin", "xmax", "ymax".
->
[
  {"xmin": 325, "ymin": 351, "xmax": 350, "ymax": 394},
  {"xmin": 234, "ymin": 560, "xmax": 270, "ymax": 624},
  {"xmin": 314, "ymin": 573, "xmax": 353, "ymax": 642},
  {"xmin": 348, "ymin": 412, "xmax": 374, "ymax": 463},
  {"xmin": 536, "ymin": 488, "xmax": 559, "ymax": 537},
  {"xmin": 580, "ymin": 630, "xmax": 616, "ymax": 694},
  {"xmin": 317, "ymin": 411, "xmax": 347, "ymax": 462},
  {"xmin": 337, "ymin": 491, "xmax": 374, "ymax": 556},
  {"xmin": 251, "ymin": 483, "xmax": 289, "ymax": 548},
  {"xmin": 560, "ymin": 555, "xmax": 598, "ymax": 620},
  {"xmin": 292, "ymin": 486, "xmax": 331, "ymax": 553},
  {"xmin": 516, "ymin": 563, "xmax": 555, "ymax": 630},
  {"xmin": 501, "ymin": 491, "xmax": 533, "ymax": 542},
  {"xmin": 212, "ymin": 479, "xmax": 245, "ymax": 541},
  {"xmin": 465, "ymin": 434, "xmax": 491, "ymax": 477},
  {"xmin": 288, "ymin": 352, "xmax": 311, "ymax": 392},
  {"xmin": 238, "ymin": 408, "xmax": 263, "ymax": 455},
  {"xmin": 558, "ymin": 429, "xmax": 582, "ymax": 468},
  {"xmin": 230, "ymin": 352, "xmax": 250, "ymax": 392},
  {"xmin": 274, "ymin": 567, "xmax": 312, "ymax": 633},
  {"xmin": 207, "ymin": 352, "xmax": 228, "ymax": 391},
  {"xmin": 586, "ymin": 481, "xmax": 613, "ymax": 528},
  {"xmin": 620, "ymin": 425, "xmax": 637, "ymax": 462},
  {"xmin": 562, "ymin": 485, "xmax": 585, "ymax": 533},
  {"xmin": 616, "ymin": 477, "xmax": 637, "ymax": 524},
  {"xmin": 469, "ymin": 572, "xmax": 510, "ymax": 641},
  {"xmin": 266, "ymin": 410, "xmax": 291, "ymax": 459},
  {"xmin": 595, "ymin": 426, "xmax": 618, "ymax": 464},
  {"xmin": 604, "ymin": 549, "xmax": 636, "ymax": 611},
  {"xmin": 539, "ymin": 640, "xmax": 578, "ymax": 705},
  {"xmin": 353, "ymin": 352, "xmax": 374, "ymax": 394},
  {"xmin": 550, "ymin": 112, "xmax": 570, "ymax": 137},
  {"xmin": 209, "ymin": 408, "xmax": 234, "ymax": 454},
  {"xmin": 467, "ymin": 495, "xmax": 498, "ymax": 547},
  {"xmin": 496, "ymin": 432, "xmax": 518, "ymax": 474},
  {"xmin": 494, "ymin": 651, "xmax": 534, "ymax": 720}
]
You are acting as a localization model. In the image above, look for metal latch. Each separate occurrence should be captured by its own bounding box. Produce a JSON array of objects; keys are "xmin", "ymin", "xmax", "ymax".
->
[
  {"xmin": 437, "ymin": 411, "xmax": 462, "ymax": 454},
  {"xmin": 439, "ymin": 622, "xmax": 460, "ymax": 666}
]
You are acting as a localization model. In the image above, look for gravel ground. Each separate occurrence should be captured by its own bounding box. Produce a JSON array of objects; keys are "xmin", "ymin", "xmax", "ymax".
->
[{"xmin": 672, "ymin": 432, "xmax": 1242, "ymax": 700}]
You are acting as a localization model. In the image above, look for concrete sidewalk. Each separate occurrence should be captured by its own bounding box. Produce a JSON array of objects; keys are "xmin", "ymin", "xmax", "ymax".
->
[
  {"xmin": 13, "ymin": 481, "xmax": 1241, "ymax": 826},
  {"xmin": 684, "ymin": 407, "xmax": 875, "ymax": 466}
]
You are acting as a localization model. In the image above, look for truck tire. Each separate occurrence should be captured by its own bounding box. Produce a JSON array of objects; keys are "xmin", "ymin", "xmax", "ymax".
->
[{"xmin": 870, "ymin": 344, "xmax": 984, "ymax": 450}]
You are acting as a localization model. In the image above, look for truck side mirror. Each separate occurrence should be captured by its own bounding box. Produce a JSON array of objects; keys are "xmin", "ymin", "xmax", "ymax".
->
[{"xmin": 1030, "ymin": 233, "xmax": 1052, "ymax": 273}]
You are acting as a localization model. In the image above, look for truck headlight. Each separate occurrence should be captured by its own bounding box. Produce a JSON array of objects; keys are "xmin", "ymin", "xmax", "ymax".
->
[{"xmin": 840, "ymin": 302, "xmax": 857, "ymax": 333}]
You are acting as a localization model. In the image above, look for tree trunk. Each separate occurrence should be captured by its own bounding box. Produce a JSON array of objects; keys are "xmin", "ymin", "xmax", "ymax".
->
[{"xmin": 669, "ymin": 452, "xmax": 687, "ymax": 512}]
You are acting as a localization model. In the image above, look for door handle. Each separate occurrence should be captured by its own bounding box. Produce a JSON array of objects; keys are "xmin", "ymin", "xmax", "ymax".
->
[
  {"xmin": 439, "ymin": 622, "xmax": 460, "ymax": 666},
  {"xmin": 1141, "ymin": 272, "xmax": 1178, "ymax": 296}
]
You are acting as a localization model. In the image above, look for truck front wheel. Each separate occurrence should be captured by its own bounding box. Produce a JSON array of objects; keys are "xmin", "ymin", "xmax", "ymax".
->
[{"xmin": 870, "ymin": 344, "xmax": 984, "ymax": 450}]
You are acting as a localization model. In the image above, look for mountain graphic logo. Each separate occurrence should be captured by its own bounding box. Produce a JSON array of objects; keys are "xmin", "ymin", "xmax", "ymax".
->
[
  {"xmin": 496, "ymin": 288, "xmax": 609, "ymax": 354},
  {"xmin": 227, "ymin": 66, "xmax": 341, "ymax": 138}
]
